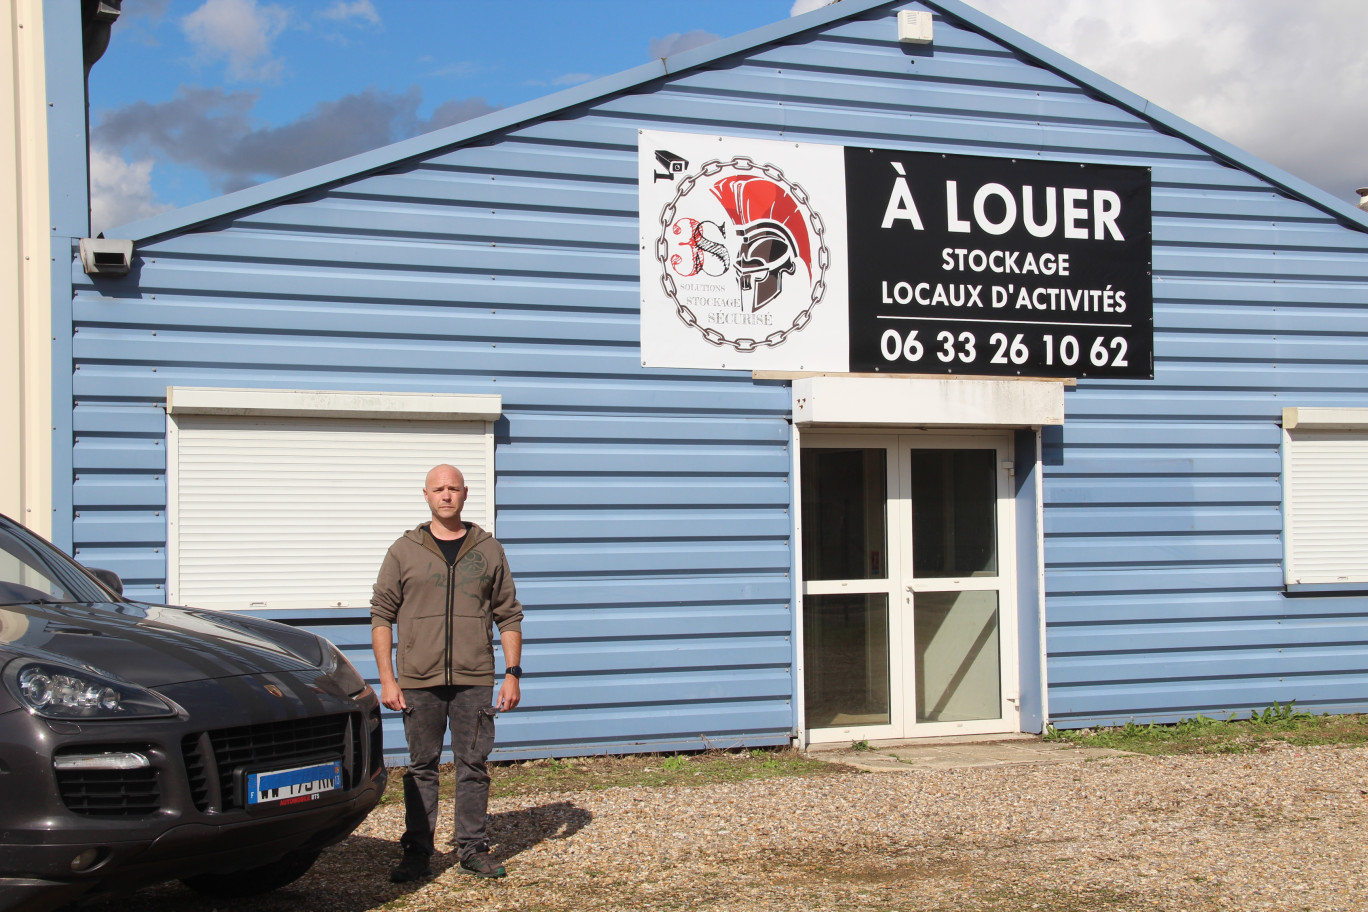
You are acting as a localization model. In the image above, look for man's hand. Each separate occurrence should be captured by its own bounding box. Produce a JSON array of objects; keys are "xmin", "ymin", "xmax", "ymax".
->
[
  {"xmin": 496, "ymin": 630, "xmax": 523, "ymax": 712},
  {"xmin": 380, "ymin": 678, "xmax": 407, "ymax": 712},
  {"xmin": 496, "ymin": 675, "xmax": 520, "ymax": 712},
  {"xmin": 371, "ymin": 625, "xmax": 406, "ymax": 711}
]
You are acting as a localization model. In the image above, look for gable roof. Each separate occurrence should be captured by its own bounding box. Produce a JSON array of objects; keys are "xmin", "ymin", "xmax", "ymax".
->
[{"xmin": 109, "ymin": 0, "xmax": 1368, "ymax": 242}]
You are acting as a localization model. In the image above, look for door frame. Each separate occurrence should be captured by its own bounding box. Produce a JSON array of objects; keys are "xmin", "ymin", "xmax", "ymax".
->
[{"xmin": 796, "ymin": 428, "xmax": 1022, "ymax": 745}]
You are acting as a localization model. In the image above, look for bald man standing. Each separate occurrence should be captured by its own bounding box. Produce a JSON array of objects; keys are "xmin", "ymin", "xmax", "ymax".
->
[{"xmin": 371, "ymin": 465, "xmax": 524, "ymax": 882}]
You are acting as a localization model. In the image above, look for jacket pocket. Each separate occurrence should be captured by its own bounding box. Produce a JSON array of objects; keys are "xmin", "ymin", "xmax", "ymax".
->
[
  {"xmin": 398, "ymin": 630, "xmax": 443, "ymax": 680},
  {"xmin": 449, "ymin": 615, "xmax": 495, "ymax": 677}
]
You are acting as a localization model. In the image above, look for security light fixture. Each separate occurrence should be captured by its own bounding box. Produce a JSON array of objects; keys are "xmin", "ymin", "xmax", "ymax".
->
[
  {"xmin": 1357, "ymin": 187, "xmax": 1368, "ymax": 212},
  {"xmin": 898, "ymin": 10, "xmax": 933, "ymax": 44}
]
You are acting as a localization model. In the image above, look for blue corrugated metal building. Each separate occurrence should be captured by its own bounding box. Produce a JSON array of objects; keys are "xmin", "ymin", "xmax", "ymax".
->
[{"xmin": 53, "ymin": 0, "xmax": 1368, "ymax": 759}]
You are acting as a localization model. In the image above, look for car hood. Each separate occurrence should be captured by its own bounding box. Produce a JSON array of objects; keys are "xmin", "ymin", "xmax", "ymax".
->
[{"xmin": 0, "ymin": 600, "xmax": 326, "ymax": 688}]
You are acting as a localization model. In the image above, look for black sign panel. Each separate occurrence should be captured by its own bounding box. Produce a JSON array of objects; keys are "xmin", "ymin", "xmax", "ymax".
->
[{"xmin": 845, "ymin": 147, "xmax": 1152, "ymax": 378}]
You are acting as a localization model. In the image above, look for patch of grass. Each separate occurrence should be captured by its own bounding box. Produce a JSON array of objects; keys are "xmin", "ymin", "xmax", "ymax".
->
[
  {"xmin": 1044, "ymin": 704, "xmax": 1368, "ymax": 756},
  {"xmin": 381, "ymin": 747, "xmax": 852, "ymax": 804}
]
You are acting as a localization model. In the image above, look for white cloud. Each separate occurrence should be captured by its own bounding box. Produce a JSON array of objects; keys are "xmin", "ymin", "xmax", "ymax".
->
[
  {"xmin": 319, "ymin": 0, "xmax": 379, "ymax": 25},
  {"xmin": 963, "ymin": 0, "xmax": 1368, "ymax": 202},
  {"xmin": 181, "ymin": 0, "xmax": 289, "ymax": 82},
  {"xmin": 88, "ymin": 146, "xmax": 172, "ymax": 236},
  {"xmin": 790, "ymin": 0, "xmax": 839, "ymax": 15}
]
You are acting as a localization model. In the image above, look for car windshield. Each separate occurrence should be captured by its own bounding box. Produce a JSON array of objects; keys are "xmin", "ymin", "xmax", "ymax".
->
[{"xmin": 0, "ymin": 523, "xmax": 106, "ymax": 606}]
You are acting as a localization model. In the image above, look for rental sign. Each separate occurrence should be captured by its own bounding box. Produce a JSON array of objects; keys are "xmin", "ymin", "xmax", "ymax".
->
[{"xmin": 639, "ymin": 130, "xmax": 1152, "ymax": 379}]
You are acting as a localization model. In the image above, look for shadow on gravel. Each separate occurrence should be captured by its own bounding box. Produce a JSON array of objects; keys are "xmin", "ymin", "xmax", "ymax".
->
[
  {"xmin": 487, "ymin": 800, "xmax": 594, "ymax": 863},
  {"xmin": 71, "ymin": 802, "xmax": 592, "ymax": 912}
]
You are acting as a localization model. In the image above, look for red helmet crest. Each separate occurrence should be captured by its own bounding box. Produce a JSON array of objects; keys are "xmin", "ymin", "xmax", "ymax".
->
[
  {"xmin": 711, "ymin": 175, "xmax": 813, "ymax": 312},
  {"xmin": 710, "ymin": 175, "xmax": 812, "ymax": 274}
]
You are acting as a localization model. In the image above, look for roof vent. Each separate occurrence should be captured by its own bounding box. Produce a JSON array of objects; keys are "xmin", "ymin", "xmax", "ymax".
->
[{"xmin": 898, "ymin": 10, "xmax": 933, "ymax": 44}]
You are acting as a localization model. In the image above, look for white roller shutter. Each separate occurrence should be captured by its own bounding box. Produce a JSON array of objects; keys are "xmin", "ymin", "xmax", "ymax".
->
[
  {"xmin": 1283, "ymin": 409, "xmax": 1368, "ymax": 586},
  {"xmin": 166, "ymin": 389, "xmax": 498, "ymax": 611}
]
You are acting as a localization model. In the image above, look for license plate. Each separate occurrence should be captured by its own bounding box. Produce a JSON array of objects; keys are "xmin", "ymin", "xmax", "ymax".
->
[{"xmin": 247, "ymin": 761, "xmax": 341, "ymax": 806}]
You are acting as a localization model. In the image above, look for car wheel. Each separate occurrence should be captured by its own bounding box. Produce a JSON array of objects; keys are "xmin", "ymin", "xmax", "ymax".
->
[{"xmin": 180, "ymin": 848, "xmax": 322, "ymax": 898}]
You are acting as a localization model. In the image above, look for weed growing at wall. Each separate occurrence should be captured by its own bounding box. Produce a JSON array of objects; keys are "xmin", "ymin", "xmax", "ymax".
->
[{"xmin": 1044, "ymin": 704, "xmax": 1368, "ymax": 755}]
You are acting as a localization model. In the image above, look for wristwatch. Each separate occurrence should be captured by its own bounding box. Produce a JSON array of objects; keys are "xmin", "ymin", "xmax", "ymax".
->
[{"xmin": 505, "ymin": 665, "xmax": 523, "ymax": 679}]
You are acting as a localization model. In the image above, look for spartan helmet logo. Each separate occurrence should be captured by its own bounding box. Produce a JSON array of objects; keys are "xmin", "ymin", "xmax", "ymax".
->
[{"xmin": 711, "ymin": 175, "xmax": 813, "ymax": 313}]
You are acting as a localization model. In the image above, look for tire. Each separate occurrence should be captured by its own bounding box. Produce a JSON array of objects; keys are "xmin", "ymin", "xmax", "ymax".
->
[{"xmin": 180, "ymin": 848, "xmax": 321, "ymax": 898}]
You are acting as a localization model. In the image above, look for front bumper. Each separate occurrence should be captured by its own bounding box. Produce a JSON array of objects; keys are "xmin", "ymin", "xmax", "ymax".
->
[
  {"xmin": 0, "ymin": 784, "xmax": 381, "ymax": 912},
  {"xmin": 0, "ymin": 677, "xmax": 387, "ymax": 912}
]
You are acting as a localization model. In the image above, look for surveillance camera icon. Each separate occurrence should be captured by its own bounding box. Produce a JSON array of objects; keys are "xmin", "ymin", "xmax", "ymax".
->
[{"xmin": 654, "ymin": 150, "xmax": 688, "ymax": 182}]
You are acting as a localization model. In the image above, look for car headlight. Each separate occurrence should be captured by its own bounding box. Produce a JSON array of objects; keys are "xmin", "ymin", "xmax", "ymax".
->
[
  {"xmin": 318, "ymin": 638, "xmax": 370, "ymax": 698},
  {"xmin": 9, "ymin": 661, "xmax": 174, "ymax": 719}
]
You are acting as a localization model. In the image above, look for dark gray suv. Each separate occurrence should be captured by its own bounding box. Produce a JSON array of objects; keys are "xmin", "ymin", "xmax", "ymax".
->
[{"xmin": 0, "ymin": 513, "xmax": 386, "ymax": 912}]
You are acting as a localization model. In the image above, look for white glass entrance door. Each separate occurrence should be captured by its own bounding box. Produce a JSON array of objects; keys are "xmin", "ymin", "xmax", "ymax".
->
[
  {"xmin": 800, "ymin": 443, "xmax": 899, "ymax": 735},
  {"xmin": 800, "ymin": 434, "xmax": 1018, "ymax": 742}
]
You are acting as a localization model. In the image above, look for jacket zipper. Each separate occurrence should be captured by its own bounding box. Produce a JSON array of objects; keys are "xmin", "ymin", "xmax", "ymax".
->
[{"xmin": 444, "ymin": 556, "xmax": 456, "ymax": 685}]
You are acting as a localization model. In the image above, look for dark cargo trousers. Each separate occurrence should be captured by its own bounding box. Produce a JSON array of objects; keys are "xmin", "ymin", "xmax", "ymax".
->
[{"xmin": 399, "ymin": 685, "xmax": 496, "ymax": 861}]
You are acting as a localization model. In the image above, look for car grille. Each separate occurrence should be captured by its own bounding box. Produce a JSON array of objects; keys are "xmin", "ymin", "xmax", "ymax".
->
[
  {"xmin": 55, "ymin": 747, "xmax": 161, "ymax": 817},
  {"xmin": 182, "ymin": 713, "xmax": 360, "ymax": 811}
]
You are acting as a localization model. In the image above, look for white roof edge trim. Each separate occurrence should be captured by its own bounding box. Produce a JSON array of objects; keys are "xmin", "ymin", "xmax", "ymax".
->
[
  {"xmin": 165, "ymin": 387, "xmax": 502, "ymax": 421},
  {"xmin": 1282, "ymin": 407, "xmax": 1368, "ymax": 430},
  {"xmin": 793, "ymin": 376, "xmax": 1065, "ymax": 427}
]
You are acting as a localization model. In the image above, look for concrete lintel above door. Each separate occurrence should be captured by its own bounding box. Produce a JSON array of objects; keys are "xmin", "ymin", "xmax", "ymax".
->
[{"xmin": 791, "ymin": 376, "xmax": 1065, "ymax": 428}]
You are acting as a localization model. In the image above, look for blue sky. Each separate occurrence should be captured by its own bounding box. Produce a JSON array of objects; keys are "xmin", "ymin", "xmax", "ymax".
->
[
  {"xmin": 88, "ymin": 0, "xmax": 1368, "ymax": 236},
  {"xmin": 88, "ymin": 0, "xmax": 806, "ymax": 231}
]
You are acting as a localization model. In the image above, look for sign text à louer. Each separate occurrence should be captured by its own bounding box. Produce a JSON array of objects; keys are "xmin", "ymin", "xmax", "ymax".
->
[{"xmin": 639, "ymin": 130, "xmax": 1152, "ymax": 378}]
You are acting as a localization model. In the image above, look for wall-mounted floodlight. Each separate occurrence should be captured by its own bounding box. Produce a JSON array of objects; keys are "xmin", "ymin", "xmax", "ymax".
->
[
  {"xmin": 1357, "ymin": 188, "xmax": 1368, "ymax": 212},
  {"xmin": 898, "ymin": 10, "xmax": 933, "ymax": 44},
  {"xmin": 79, "ymin": 238, "xmax": 133, "ymax": 277}
]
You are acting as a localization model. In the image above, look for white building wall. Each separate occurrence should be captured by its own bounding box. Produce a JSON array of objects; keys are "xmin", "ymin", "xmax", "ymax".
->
[{"xmin": 0, "ymin": 0, "xmax": 53, "ymax": 536}]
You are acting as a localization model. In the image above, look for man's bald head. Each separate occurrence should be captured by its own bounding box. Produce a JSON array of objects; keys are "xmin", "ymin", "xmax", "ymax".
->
[
  {"xmin": 425, "ymin": 464, "xmax": 465, "ymax": 492},
  {"xmin": 423, "ymin": 464, "xmax": 468, "ymax": 530}
]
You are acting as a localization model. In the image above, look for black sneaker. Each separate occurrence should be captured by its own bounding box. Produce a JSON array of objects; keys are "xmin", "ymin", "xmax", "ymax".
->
[
  {"xmin": 390, "ymin": 851, "xmax": 433, "ymax": 884},
  {"xmin": 459, "ymin": 851, "xmax": 506, "ymax": 879}
]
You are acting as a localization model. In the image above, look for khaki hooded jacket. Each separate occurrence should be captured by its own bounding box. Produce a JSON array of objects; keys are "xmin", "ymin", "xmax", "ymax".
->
[{"xmin": 370, "ymin": 522, "xmax": 524, "ymax": 688}]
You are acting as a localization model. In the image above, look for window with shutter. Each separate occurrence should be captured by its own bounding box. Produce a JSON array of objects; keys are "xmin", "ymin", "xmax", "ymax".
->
[
  {"xmin": 1283, "ymin": 408, "xmax": 1368, "ymax": 586},
  {"xmin": 165, "ymin": 389, "xmax": 500, "ymax": 611}
]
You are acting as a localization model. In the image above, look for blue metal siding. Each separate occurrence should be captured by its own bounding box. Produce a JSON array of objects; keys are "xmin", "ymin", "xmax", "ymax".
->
[
  {"xmin": 65, "ymin": 2, "xmax": 1368, "ymax": 751},
  {"xmin": 44, "ymin": 0, "xmax": 93, "ymax": 550},
  {"xmin": 1014, "ymin": 428, "xmax": 1044, "ymax": 733},
  {"xmin": 1047, "ymin": 208, "xmax": 1368, "ymax": 724}
]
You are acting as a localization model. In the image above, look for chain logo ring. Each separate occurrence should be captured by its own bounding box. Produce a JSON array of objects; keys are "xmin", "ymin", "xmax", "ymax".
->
[{"xmin": 654, "ymin": 156, "xmax": 829, "ymax": 353}]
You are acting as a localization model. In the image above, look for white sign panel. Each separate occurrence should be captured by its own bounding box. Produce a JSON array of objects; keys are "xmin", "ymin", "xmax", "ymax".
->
[
  {"xmin": 640, "ymin": 130, "xmax": 1154, "ymax": 379},
  {"xmin": 639, "ymin": 130, "xmax": 849, "ymax": 371}
]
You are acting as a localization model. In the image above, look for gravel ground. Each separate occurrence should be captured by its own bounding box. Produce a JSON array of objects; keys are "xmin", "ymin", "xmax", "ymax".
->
[{"xmin": 83, "ymin": 741, "xmax": 1368, "ymax": 912}]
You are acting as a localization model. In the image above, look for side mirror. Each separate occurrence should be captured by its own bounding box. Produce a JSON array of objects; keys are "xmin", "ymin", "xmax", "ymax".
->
[{"xmin": 87, "ymin": 567, "xmax": 124, "ymax": 597}]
